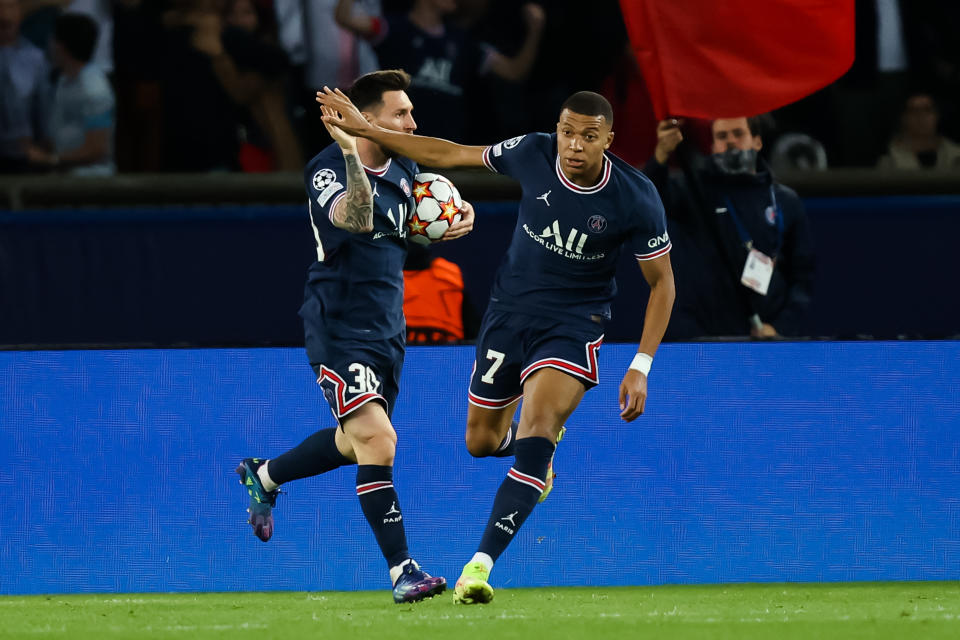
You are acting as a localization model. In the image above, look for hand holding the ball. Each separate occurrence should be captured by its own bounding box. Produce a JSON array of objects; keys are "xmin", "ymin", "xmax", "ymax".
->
[{"xmin": 439, "ymin": 200, "xmax": 475, "ymax": 242}]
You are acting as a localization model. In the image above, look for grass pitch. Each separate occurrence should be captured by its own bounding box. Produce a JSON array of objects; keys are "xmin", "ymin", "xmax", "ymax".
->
[{"xmin": 1, "ymin": 582, "xmax": 957, "ymax": 639}]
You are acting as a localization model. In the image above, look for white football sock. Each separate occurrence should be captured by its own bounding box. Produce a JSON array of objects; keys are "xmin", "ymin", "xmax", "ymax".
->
[
  {"xmin": 390, "ymin": 558, "xmax": 416, "ymax": 585},
  {"xmin": 257, "ymin": 461, "xmax": 278, "ymax": 492},
  {"xmin": 470, "ymin": 552, "xmax": 494, "ymax": 572}
]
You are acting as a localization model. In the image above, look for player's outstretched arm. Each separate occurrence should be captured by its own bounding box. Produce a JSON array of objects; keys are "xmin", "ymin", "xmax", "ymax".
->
[
  {"xmin": 619, "ymin": 253, "xmax": 676, "ymax": 422},
  {"xmin": 316, "ymin": 87, "xmax": 487, "ymax": 168},
  {"xmin": 320, "ymin": 105, "xmax": 374, "ymax": 233}
]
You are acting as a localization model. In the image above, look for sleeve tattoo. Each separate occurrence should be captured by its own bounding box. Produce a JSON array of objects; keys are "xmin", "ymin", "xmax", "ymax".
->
[{"xmin": 332, "ymin": 153, "xmax": 374, "ymax": 232}]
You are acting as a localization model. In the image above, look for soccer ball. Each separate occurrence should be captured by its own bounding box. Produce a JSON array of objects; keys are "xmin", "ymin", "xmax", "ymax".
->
[{"xmin": 407, "ymin": 172, "xmax": 462, "ymax": 246}]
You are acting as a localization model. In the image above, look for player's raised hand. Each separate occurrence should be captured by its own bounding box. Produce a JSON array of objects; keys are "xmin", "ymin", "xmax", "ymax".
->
[
  {"xmin": 319, "ymin": 106, "xmax": 358, "ymax": 151},
  {"xmin": 618, "ymin": 369, "xmax": 648, "ymax": 422},
  {"xmin": 316, "ymin": 87, "xmax": 371, "ymax": 137},
  {"xmin": 439, "ymin": 200, "xmax": 475, "ymax": 242}
]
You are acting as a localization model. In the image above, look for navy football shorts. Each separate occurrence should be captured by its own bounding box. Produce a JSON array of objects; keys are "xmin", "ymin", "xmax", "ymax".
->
[
  {"xmin": 468, "ymin": 308, "xmax": 604, "ymax": 410},
  {"xmin": 304, "ymin": 322, "xmax": 404, "ymax": 422}
]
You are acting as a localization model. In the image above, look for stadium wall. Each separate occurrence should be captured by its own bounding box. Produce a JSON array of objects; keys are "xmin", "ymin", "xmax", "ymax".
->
[
  {"xmin": 2, "ymin": 196, "xmax": 960, "ymax": 347},
  {"xmin": 3, "ymin": 342, "xmax": 958, "ymax": 595}
]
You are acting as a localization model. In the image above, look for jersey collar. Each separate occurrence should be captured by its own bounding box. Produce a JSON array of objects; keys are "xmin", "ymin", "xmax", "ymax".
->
[
  {"xmin": 555, "ymin": 154, "xmax": 611, "ymax": 194},
  {"xmin": 363, "ymin": 158, "xmax": 392, "ymax": 176}
]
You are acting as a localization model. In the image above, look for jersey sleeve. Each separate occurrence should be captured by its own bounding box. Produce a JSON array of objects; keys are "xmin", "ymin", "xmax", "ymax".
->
[
  {"xmin": 305, "ymin": 159, "xmax": 347, "ymax": 224},
  {"xmin": 480, "ymin": 132, "xmax": 545, "ymax": 178},
  {"xmin": 628, "ymin": 182, "xmax": 672, "ymax": 261}
]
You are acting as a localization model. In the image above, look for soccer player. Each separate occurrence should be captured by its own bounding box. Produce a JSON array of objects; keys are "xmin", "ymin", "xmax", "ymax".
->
[
  {"xmin": 316, "ymin": 87, "xmax": 675, "ymax": 604},
  {"xmin": 236, "ymin": 69, "xmax": 474, "ymax": 603}
]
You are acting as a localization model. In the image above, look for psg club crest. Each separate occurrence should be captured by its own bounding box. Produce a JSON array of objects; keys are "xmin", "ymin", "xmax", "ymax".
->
[
  {"xmin": 312, "ymin": 168, "xmax": 336, "ymax": 191},
  {"xmin": 587, "ymin": 214, "xmax": 607, "ymax": 234},
  {"xmin": 400, "ymin": 178, "xmax": 411, "ymax": 196},
  {"xmin": 764, "ymin": 206, "xmax": 777, "ymax": 225}
]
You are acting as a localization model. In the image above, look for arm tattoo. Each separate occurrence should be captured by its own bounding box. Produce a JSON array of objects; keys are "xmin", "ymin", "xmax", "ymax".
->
[{"xmin": 332, "ymin": 153, "xmax": 374, "ymax": 233}]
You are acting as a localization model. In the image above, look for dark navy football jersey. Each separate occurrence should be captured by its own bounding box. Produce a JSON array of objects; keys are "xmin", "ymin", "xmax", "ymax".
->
[
  {"xmin": 372, "ymin": 13, "xmax": 488, "ymax": 141},
  {"xmin": 299, "ymin": 143, "xmax": 418, "ymax": 339},
  {"xmin": 481, "ymin": 132, "xmax": 671, "ymax": 321}
]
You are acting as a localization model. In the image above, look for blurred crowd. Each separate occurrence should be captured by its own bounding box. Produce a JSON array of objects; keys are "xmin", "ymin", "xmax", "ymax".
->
[{"xmin": 1, "ymin": 0, "xmax": 958, "ymax": 176}]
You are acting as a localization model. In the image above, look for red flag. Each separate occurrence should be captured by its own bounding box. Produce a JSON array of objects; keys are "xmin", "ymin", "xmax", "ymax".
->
[{"xmin": 620, "ymin": 0, "xmax": 855, "ymax": 119}]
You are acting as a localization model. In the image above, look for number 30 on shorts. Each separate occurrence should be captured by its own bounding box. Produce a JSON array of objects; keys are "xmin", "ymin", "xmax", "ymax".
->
[
  {"xmin": 480, "ymin": 349, "xmax": 505, "ymax": 383},
  {"xmin": 347, "ymin": 363, "xmax": 380, "ymax": 394}
]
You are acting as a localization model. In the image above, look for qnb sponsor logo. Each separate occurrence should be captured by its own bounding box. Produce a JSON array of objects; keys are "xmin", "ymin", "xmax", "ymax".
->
[
  {"xmin": 523, "ymin": 221, "xmax": 605, "ymax": 261},
  {"xmin": 647, "ymin": 232, "xmax": 670, "ymax": 248}
]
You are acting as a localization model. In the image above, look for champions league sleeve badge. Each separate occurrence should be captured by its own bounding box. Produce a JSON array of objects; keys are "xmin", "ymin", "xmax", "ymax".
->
[
  {"xmin": 313, "ymin": 168, "xmax": 344, "ymax": 207},
  {"xmin": 312, "ymin": 168, "xmax": 337, "ymax": 191}
]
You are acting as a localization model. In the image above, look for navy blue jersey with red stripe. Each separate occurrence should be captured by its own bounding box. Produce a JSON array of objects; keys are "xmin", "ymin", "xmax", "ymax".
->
[
  {"xmin": 481, "ymin": 133, "xmax": 670, "ymax": 321},
  {"xmin": 300, "ymin": 143, "xmax": 419, "ymax": 339}
]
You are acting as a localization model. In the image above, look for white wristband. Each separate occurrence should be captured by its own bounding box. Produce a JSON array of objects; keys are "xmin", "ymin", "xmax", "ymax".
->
[{"xmin": 629, "ymin": 352, "xmax": 653, "ymax": 376}]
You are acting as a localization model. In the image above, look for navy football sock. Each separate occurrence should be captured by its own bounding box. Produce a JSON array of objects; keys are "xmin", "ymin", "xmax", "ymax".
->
[
  {"xmin": 491, "ymin": 421, "xmax": 520, "ymax": 458},
  {"xmin": 356, "ymin": 465, "xmax": 410, "ymax": 569},
  {"xmin": 267, "ymin": 428, "xmax": 353, "ymax": 485},
  {"xmin": 478, "ymin": 436, "xmax": 555, "ymax": 562}
]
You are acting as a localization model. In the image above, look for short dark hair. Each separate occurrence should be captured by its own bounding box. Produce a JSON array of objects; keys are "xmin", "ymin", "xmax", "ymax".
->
[
  {"xmin": 54, "ymin": 13, "xmax": 99, "ymax": 64},
  {"xmin": 747, "ymin": 114, "xmax": 774, "ymax": 138},
  {"xmin": 712, "ymin": 115, "xmax": 773, "ymax": 138},
  {"xmin": 347, "ymin": 69, "xmax": 412, "ymax": 112},
  {"xmin": 560, "ymin": 91, "xmax": 614, "ymax": 126}
]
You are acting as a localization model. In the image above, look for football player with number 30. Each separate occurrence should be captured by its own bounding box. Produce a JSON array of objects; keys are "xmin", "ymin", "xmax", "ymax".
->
[
  {"xmin": 317, "ymin": 87, "xmax": 675, "ymax": 604},
  {"xmin": 236, "ymin": 70, "xmax": 474, "ymax": 604}
]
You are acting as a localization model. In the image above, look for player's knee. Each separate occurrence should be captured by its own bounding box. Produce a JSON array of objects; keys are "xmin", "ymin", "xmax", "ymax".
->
[
  {"xmin": 348, "ymin": 423, "xmax": 397, "ymax": 464},
  {"xmin": 464, "ymin": 422, "xmax": 500, "ymax": 458}
]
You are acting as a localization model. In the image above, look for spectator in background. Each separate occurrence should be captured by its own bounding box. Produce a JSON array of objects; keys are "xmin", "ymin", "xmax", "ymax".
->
[
  {"xmin": 113, "ymin": 0, "xmax": 163, "ymax": 171},
  {"xmin": 24, "ymin": 12, "xmax": 114, "ymax": 174},
  {"xmin": 878, "ymin": 93, "xmax": 960, "ymax": 170},
  {"xmin": 222, "ymin": 0, "xmax": 302, "ymax": 171},
  {"xmin": 334, "ymin": 0, "xmax": 545, "ymax": 143},
  {"xmin": 66, "ymin": 0, "xmax": 112, "ymax": 72},
  {"xmin": 0, "ymin": 0, "xmax": 50, "ymax": 173},
  {"xmin": 645, "ymin": 117, "xmax": 815, "ymax": 339},
  {"xmin": 403, "ymin": 242, "xmax": 479, "ymax": 345},
  {"xmin": 17, "ymin": 0, "xmax": 68, "ymax": 51},
  {"xmin": 160, "ymin": 0, "xmax": 299, "ymax": 172},
  {"xmin": 272, "ymin": 0, "xmax": 382, "ymax": 156}
]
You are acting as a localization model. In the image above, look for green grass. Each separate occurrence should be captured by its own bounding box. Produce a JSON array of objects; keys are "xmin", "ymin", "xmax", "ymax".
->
[{"xmin": 1, "ymin": 582, "xmax": 957, "ymax": 639}]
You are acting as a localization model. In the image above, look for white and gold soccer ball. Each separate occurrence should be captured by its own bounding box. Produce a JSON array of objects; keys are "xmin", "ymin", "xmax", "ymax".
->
[{"xmin": 407, "ymin": 172, "xmax": 463, "ymax": 246}]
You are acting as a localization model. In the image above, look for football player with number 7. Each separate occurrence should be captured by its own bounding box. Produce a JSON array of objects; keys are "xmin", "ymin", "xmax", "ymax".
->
[
  {"xmin": 317, "ymin": 86, "xmax": 675, "ymax": 604},
  {"xmin": 235, "ymin": 70, "xmax": 475, "ymax": 604}
]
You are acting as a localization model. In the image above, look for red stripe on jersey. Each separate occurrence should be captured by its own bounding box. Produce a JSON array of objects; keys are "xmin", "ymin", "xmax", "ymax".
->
[
  {"xmin": 554, "ymin": 155, "xmax": 611, "ymax": 194},
  {"xmin": 327, "ymin": 191, "xmax": 348, "ymax": 222},
  {"xmin": 635, "ymin": 243, "xmax": 672, "ymax": 261},
  {"xmin": 482, "ymin": 146, "xmax": 497, "ymax": 173},
  {"xmin": 362, "ymin": 159, "xmax": 391, "ymax": 176}
]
